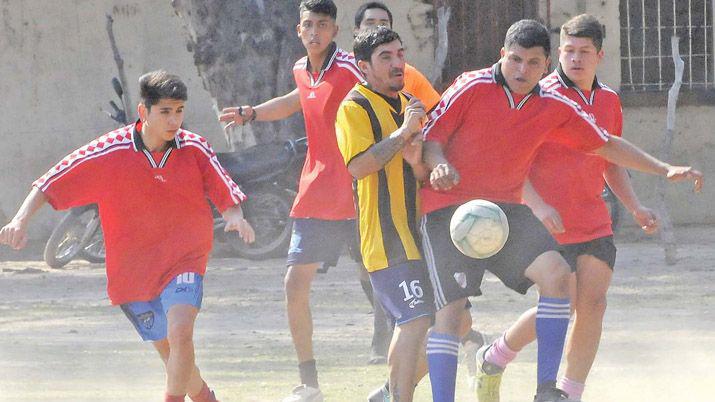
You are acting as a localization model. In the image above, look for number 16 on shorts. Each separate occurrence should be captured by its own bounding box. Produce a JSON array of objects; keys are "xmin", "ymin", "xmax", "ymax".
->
[{"xmin": 369, "ymin": 261, "xmax": 435, "ymax": 325}]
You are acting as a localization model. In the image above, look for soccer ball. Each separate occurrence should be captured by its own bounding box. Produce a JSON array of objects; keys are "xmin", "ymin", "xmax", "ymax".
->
[{"xmin": 449, "ymin": 200, "xmax": 509, "ymax": 259}]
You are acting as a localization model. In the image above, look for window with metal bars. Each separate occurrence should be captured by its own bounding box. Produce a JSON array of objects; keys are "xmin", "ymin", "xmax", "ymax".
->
[{"xmin": 620, "ymin": 0, "xmax": 713, "ymax": 92}]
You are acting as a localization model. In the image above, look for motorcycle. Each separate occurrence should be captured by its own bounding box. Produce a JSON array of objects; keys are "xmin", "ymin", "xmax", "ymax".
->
[{"xmin": 44, "ymin": 78, "xmax": 306, "ymax": 268}]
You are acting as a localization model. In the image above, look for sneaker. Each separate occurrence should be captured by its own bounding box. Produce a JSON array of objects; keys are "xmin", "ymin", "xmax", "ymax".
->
[
  {"xmin": 533, "ymin": 387, "xmax": 568, "ymax": 402},
  {"xmin": 367, "ymin": 383, "xmax": 390, "ymax": 402},
  {"xmin": 282, "ymin": 384, "xmax": 324, "ymax": 402},
  {"xmin": 475, "ymin": 343, "xmax": 504, "ymax": 402}
]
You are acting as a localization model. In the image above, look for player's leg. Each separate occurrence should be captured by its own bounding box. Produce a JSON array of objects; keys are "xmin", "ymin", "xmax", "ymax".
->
[
  {"xmin": 153, "ymin": 340, "xmax": 218, "ymax": 402},
  {"xmin": 476, "ymin": 204, "xmax": 571, "ymax": 401},
  {"xmin": 283, "ymin": 219, "xmax": 353, "ymax": 401},
  {"xmin": 356, "ymin": 261, "xmax": 393, "ymax": 364},
  {"xmin": 559, "ymin": 238, "xmax": 615, "ymax": 401},
  {"xmin": 421, "ymin": 207, "xmax": 486, "ymax": 402}
]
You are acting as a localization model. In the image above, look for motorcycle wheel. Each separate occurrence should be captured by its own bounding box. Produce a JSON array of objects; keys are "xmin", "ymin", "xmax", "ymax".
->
[
  {"xmin": 226, "ymin": 189, "xmax": 293, "ymax": 260},
  {"xmin": 44, "ymin": 208, "xmax": 96, "ymax": 269},
  {"xmin": 80, "ymin": 221, "xmax": 106, "ymax": 264}
]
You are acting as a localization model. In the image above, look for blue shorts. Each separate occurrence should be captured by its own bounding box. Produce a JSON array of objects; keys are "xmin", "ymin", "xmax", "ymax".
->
[
  {"xmin": 369, "ymin": 260, "xmax": 435, "ymax": 326},
  {"xmin": 287, "ymin": 218, "xmax": 356, "ymax": 267},
  {"xmin": 120, "ymin": 272, "xmax": 203, "ymax": 341}
]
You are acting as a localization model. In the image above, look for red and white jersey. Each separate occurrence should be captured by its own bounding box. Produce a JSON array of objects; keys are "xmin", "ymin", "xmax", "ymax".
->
[
  {"xmin": 421, "ymin": 63, "xmax": 610, "ymax": 215},
  {"xmin": 291, "ymin": 42, "xmax": 364, "ymax": 220},
  {"xmin": 529, "ymin": 66, "xmax": 623, "ymax": 244},
  {"xmin": 34, "ymin": 121, "xmax": 246, "ymax": 305}
]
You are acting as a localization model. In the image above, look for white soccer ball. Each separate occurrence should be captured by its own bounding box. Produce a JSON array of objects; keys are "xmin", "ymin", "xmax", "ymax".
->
[{"xmin": 449, "ymin": 200, "xmax": 509, "ymax": 259}]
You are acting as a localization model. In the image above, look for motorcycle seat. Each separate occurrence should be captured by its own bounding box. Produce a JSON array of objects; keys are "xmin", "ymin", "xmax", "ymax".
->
[{"xmin": 216, "ymin": 142, "xmax": 294, "ymax": 183}]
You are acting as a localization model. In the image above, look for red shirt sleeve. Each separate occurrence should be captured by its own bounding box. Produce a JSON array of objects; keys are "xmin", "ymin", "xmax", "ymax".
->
[
  {"xmin": 542, "ymin": 90, "xmax": 610, "ymax": 152},
  {"xmin": 423, "ymin": 73, "xmax": 476, "ymax": 145},
  {"xmin": 32, "ymin": 144, "xmax": 107, "ymax": 210},
  {"xmin": 194, "ymin": 141, "xmax": 247, "ymax": 213}
]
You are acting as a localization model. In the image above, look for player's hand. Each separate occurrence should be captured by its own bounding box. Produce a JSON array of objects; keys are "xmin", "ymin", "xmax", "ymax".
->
[
  {"xmin": 666, "ymin": 165, "xmax": 703, "ymax": 192},
  {"xmin": 631, "ymin": 205, "xmax": 658, "ymax": 234},
  {"xmin": 224, "ymin": 216, "xmax": 255, "ymax": 244},
  {"xmin": 430, "ymin": 162, "xmax": 460, "ymax": 191},
  {"xmin": 402, "ymin": 136, "xmax": 423, "ymax": 166},
  {"xmin": 531, "ymin": 203, "xmax": 565, "ymax": 234},
  {"xmin": 402, "ymin": 98, "xmax": 426, "ymax": 135},
  {"xmin": 0, "ymin": 219, "xmax": 29, "ymax": 250},
  {"xmin": 218, "ymin": 105, "xmax": 255, "ymax": 130}
]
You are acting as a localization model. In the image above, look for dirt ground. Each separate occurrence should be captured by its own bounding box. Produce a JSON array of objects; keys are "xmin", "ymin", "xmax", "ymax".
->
[{"xmin": 1, "ymin": 226, "xmax": 714, "ymax": 402}]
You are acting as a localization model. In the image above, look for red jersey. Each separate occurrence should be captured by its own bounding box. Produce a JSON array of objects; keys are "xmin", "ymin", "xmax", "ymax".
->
[
  {"xmin": 291, "ymin": 43, "xmax": 364, "ymax": 220},
  {"xmin": 33, "ymin": 122, "xmax": 246, "ymax": 305},
  {"xmin": 421, "ymin": 63, "xmax": 610, "ymax": 215},
  {"xmin": 529, "ymin": 66, "xmax": 623, "ymax": 244}
]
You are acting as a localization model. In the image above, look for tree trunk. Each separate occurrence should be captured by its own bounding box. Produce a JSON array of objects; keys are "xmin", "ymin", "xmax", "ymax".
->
[{"xmin": 171, "ymin": 0, "xmax": 305, "ymax": 148}]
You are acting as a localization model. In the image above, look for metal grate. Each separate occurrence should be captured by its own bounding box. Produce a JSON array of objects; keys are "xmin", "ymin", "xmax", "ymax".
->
[{"xmin": 620, "ymin": 0, "xmax": 714, "ymax": 91}]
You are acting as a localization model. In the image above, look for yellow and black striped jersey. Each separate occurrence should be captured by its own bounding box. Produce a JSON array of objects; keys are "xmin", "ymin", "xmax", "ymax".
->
[{"xmin": 335, "ymin": 83, "xmax": 421, "ymax": 272}]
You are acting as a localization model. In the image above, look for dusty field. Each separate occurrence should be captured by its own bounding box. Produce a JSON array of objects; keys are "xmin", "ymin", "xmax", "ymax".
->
[{"xmin": 1, "ymin": 226, "xmax": 714, "ymax": 402}]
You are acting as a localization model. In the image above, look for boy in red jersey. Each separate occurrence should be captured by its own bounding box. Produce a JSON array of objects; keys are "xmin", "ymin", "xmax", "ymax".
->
[
  {"xmin": 218, "ymin": 1, "xmax": 363, "ymax": 400},
  {"xmin": 0, "ymin": 71, "xmax": 255, "ymax": 402},
  {"xmin": 473, "ymin": 15, "xmax": 659, "ymax": 402},
  {"xmin": 421, "ymin": 20, "xmax": 702, "ymax": 402}
]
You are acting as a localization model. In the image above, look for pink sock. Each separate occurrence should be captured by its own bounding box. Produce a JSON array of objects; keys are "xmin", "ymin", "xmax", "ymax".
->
[
  {"xmin": 165, "ymin": 394, "xmax": 185, "ymax": 402},
  {"xmin": 558, "ymin": 377, "xmax": 585, "ymax": 399},
  {"xmin": 484, "ymin": 334, "xmax": 518, "ymax": 369},
  {"xmin": 189, "ymin": 382, "xmax": 217, "ymax": 402}
]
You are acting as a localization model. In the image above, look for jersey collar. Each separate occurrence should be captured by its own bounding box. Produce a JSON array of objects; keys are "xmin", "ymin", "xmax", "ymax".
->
[
  {"xmin": 492, "ymin": 62, "xmax": 540, "ymax": 110},
  {"xmin": 555, "ymin": 63, "xmax": 601, "ymax": 105},
  {"xmin": 304, "ymin": 42, "xmax": 338, "ymax": 87},
  {"xmin": 131, "ymin": 120, "xmax": 180, "ymax": 168}
]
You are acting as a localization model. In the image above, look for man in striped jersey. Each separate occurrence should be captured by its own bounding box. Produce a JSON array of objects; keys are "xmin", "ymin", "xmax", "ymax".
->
[
  {"xmin": 0, "ymin": 71, "xmax": 255, "ymax": 402},
  {"xmin": 420, "ymin": 19, "xmax": 702, "ymax": 402},
  {"xmin": 219, "ymin": 1, "xmax": 364, "ymax": 400}
]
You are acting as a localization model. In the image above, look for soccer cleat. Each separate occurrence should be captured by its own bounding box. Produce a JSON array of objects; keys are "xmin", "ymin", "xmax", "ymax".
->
[
  {"xmin": 533, "ymin": 387, "xmax": 568, "ymax": 402},
  {"xmin": 366, "ymin": 383, "xmax": 390, "ymax": 402},
  {"xmin": 282, "ymin": 384, "xmax": 324, "ymax": 402},
  {"xmin": 475, "ymin": 343, "xmax": 504, "ymax": 402}
]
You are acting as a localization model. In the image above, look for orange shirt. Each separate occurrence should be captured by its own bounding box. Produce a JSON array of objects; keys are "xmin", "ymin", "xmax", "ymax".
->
[{"xmin": 403, "ymin": 63, "xmax": 441, "ymax": 111}]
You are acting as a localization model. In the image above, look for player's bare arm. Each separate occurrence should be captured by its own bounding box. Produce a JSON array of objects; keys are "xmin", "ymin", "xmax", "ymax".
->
[
  {"xmin": 603, "ymin": 164, "xmax": 658, "ymax": 233},
  {"xmin": 522, "ymin": 179, "xmax": 565, "ymax": 234},
  {"xmin": 423, "ymin": 141, "xmax": 459, "ymax": 191},
  {"xmin": 0, "ymin": 187, "xmax": 48, "ymax": 250},
  {"xmin": 221, "ymin": 205, "xmax": 256, "ymax": 244},
  {"xmin": 594, "ymin": 135, "xmax": 703, "ymax": 192},
  {"xmin": 346, "ymin": 98, "xmax": 425, "ymax": 179},
  {"xmin": 218, "ymin": 88, "xmax": 302, "ymax": 128}
]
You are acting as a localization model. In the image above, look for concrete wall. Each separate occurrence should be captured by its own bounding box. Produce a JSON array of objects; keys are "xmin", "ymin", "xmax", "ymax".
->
[{"xmin": 0, "ymin": 0, "xmax": 434, "ymax": 238}]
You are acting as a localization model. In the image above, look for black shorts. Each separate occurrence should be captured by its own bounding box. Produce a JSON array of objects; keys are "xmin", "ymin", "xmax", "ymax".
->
[
  {"xmin": 560, "ymin": 235, "xmax": 617, "ymax": 272},
  {"xmin": 421, "ymin": 203, "xmax": 559, "ymax": 309}
]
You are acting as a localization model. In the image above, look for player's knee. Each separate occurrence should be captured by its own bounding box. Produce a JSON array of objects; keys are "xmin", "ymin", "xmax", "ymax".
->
[
  {"xmin": 284, "ymin": 273, "xmax": 310, "ymax": 303},
  {"xmin": 167, "ymin": 321, "xmax": 194, "ymax": 346},
  {"xmin": 536, "ymin": 258, "xmax": 571, "ymax": 297},
  {"xmin": 575, "ymin": 293, "xmax": 607, "ymax": 319}
]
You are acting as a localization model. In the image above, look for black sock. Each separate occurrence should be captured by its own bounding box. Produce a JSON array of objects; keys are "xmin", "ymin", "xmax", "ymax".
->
[
  {"xmin": 360, "ymin": 278, "xmax": 374, "ymax": 305},
  {"xmin": 537, "ymin": 380, "xmax": 557, "ymax": 393},
  {"xmin": 299, "ymin": 359, "xmax": 319, "ymax": 389},
  {"xmin": 460, "ymin": 328, "xmax": 484, "ymax": 346}
]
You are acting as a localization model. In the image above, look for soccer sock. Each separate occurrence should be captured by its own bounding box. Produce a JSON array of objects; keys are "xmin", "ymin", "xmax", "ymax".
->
[
  {"xmin": 299, "ymin": 359, "xmax": 319, "ymax": 389},
  {"xmin": 426, "ymin": 332, "xmax": 459, "ymax": 402},
  {"xmin": 360, "ymin": 278, "xmax": 375, "ymax": 304},
  {"xmin": 165, "ymin": 394, "xmax": 185, "ymax": 402},
  {"xmin": 189, "ymin": 381, "xmax": 217, "ymax": 402},
  {"xmin": 484, "ymin": 333, "xmax": 518, "ymax": 369},
  {"xmin": 558, "ymin": 377, "xmax": 585, "ymax": 399},
  {"xmin": 535, "ymin": 297, "xmax": 571, "ymax": 390}
]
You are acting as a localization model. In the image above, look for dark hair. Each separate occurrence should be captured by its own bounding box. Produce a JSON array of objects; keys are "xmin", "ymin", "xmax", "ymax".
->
[
  {"xmin": 354, "ymin": 2, "xmax": 393, "ymax": 29},
  {"xmin": 299, "ymin": 0, "xmax": 337, "ymax": 20},
  {"xmin": 504, "ymin": 19, "xmax": 551, "ymax": 55},
  {"xmin": 561, "ymin": 14, "xmax": 604, "ymax": 50},
  {"xmin": 353, "ymin": 26, "xmax": 402, "ymax": 62},
  {"xmin": 139, "ymin": 70, "xmax": 187, "ymax": 110}
]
